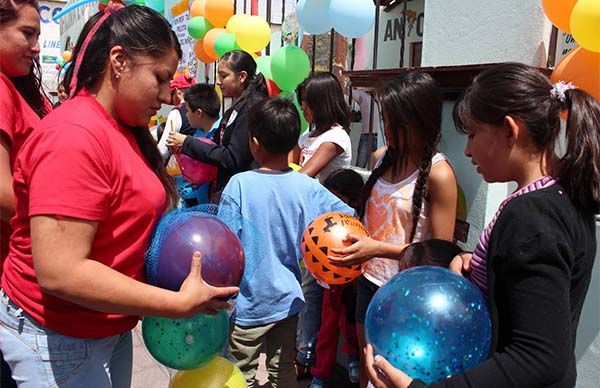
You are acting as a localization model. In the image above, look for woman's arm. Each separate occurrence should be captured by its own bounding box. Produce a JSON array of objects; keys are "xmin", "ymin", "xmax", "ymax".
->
[
  {"xmin": 288, "ymin": 144, "xmax": 300, "ymax": 164},
  {"xmin": 180, "ymin": 115, "xmax": 253, "ymax": 171},
  {"xmin": 31, "ymin": 215, "xmax": 238, "ymax": 318},
  {"xmin": 299, "ymin": 142, "xmax": 342, "ymax": 177},
  {"xmin": 0, "ymin": 135, "xmax": 15, "ymax": 221}
]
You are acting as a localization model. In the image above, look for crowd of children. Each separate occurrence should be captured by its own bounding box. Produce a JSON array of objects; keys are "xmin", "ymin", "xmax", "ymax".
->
[{"xmin": 1, "ymin": 2, "xmax": 599, "ymax": 388}]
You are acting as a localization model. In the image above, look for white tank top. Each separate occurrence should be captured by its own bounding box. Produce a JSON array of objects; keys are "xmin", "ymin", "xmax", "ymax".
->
[{"xmin": 363, "ymin": 152, "xmax": 449, "ymax": 287}]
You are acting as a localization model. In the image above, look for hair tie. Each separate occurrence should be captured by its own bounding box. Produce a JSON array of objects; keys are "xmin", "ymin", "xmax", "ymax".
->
[
  {"xmin": 550, "ymin": 81, "xmax": 575, "ymax": 104},
  {"xmin": 68, "ymin": 3, "xmax": 125, "ymax": 98}
]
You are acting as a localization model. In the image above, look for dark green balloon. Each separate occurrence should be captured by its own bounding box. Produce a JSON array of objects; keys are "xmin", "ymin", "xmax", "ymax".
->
[{"xmin": 142, "ymin": 310, "xmax": 229, "ymax": 370}]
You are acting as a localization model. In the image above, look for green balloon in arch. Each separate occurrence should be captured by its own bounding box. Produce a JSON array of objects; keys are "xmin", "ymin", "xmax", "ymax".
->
[
  {"xmin": 214, "ymin": 32, "xmax": 240, "ymax": 58},
  {"xmin": 188, "ymin": 17, "xmax": 213, "ymax": 40},
  {"xmin": 142, "ymin": 309, "xmax": 229, "ymax": 370},
  {"xmin": 271, "ymin": 46, "xmax": 311, "ymax": 92}
]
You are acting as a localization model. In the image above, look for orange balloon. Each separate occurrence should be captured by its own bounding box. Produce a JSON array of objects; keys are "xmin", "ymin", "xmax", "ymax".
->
[
  {"xmin": 190, "ymin": 0, "xmax": 205, "ymax": 17},
  {"xmin": 551, "ymin": 46, "xmax": 600, "ymax": 102},
  {"xmin": 194, "ymin": 40, "xmax": 216, "ymax": 63},
  {"xmin": 204, "ymin": 0, "xmax": 234, "ymax": 28},
  {"xmin": 301, "ymin": 212, "xmax": 368, "ymax": 286},
  {"xmin": 542, "ymin": 0, "xmax": 578, "ymax": 32},
  {"xmin": 203, "ymin": 28, "xmax": 226, "ymax": 61}
]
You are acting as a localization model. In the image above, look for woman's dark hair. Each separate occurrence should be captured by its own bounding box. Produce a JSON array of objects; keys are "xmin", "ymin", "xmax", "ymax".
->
[
  {"xmin": 398, "ymin": 239, "xmax": 463, "ymax": 269},
  {"xmin": 63, "ymin": 5, "xmax": 182, "ymax": 209},
  {"xmin": 359, "ymin": 71, "xmax": 443, "ymax": 243},
  {"xmin": 185, "ymin": 84, "xmax": 221, "ymax": 119},
  {"xmin": 220, "ymin": 50, "xmax": 267, "ymax": 107},
  {"xmin": 1, "ymin": 0, "xmax": 49, "ymax": 118},
  {"xmin": 301, "ymin": 72, "xmax": 350, "ymax": 135},
  {"xmin": 247, "ymin": 97, "xmax": 300, "ymax": 155},
  {"xmin": 323, "ymin": 168, "xmax": 365, "ymax": 210},
  {"xmin": 218, "ymin": 50, "xmax": 267, "ymax": 135},
  {"xmin": 454, "ymin": 62, "xmax": 600, "ymax": 213}
]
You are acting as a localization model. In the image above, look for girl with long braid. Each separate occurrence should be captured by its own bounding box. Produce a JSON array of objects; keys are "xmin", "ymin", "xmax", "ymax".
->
[{"xmin": 330, "ymin": 70, "xmax": 457, "ymax": 387}]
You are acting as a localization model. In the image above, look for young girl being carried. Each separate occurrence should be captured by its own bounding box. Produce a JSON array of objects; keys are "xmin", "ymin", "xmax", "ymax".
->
[{"xmin": 330, "ymin": 70, "xmax": 458, "ymax": 387}]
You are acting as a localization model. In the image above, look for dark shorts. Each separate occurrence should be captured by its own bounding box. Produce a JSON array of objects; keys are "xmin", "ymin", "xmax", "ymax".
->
[{"xmin": 355, "ymin": 276, "xmax": 380, "ymax": 324}]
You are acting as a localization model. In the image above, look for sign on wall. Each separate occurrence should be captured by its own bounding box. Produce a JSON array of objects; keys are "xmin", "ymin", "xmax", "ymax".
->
[{"xmin": 40, "ymin": 0, "xmax": 66, "ymax": 92}]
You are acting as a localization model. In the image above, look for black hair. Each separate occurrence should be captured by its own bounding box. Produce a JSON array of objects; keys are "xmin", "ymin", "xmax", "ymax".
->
[
  {"xmin": 247, "ymin": 96, "xmax": 300, "ymax": 155},
  {"xmin": 301, "ymin": 72, "xmax": 350, "ymax": 136},
  {"xmin": 398, "ymin": 239, "xmax": 463, "ymax": 270},
  {"xmin": 454, "ymin": 62, "xmax": 600, "ymax": 213},
  {"xmin": 323, "ymin": 169, "xmax": 365, "ymax": 210},
  {"xmin": 1, "ymin": 0, "xmax": 49, "ymax": 118},
  {"xmin": 359, "ymin": 71, "xmax": 443, "ymax": 243},
  {"xmin": 63, "ymin": 5, "xmax": 182, "ymax": 209},
  {"xmin": 184, "ymin": 84, "xmax": 220, "ymax": 119}
]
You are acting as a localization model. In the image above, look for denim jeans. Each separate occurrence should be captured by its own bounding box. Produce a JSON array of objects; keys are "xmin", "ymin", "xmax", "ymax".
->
[
  {"xmin": 296, "ymin": 269, "xmax": 323, "ymax": 366},
  {"xmin": 356, "ymin": 133, "xmax": 378, "ymax": 169},
  {"xmin": 0, "ymin": 290, "xmax": 132, "ymax": 388}
]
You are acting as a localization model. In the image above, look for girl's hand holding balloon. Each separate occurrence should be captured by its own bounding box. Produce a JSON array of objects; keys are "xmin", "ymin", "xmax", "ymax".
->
[
  {"xmin": 176, "ymin": 251, "xmax": 239, "ymax": 317},
  {"xmin": 449, "ymin": 252, "xmax": 473, "ymax": 276},
  {"xmin": 328, "ymin": 233, "xmax": 381, "ymax": 267},
  {"xmin": 365, "ymin": 344, "xmax": 413, "ymax": 388}
]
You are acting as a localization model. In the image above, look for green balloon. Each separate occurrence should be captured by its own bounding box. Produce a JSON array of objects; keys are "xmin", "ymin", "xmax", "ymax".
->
[
  {"xmin": 271, "ymin": 46, "xmax": 311, "ymax": 92},
  {"xmin": 133, "ymin": 0, "xmax": 145, "ymax": 5},
  {"xmin": 142, "ymin": 310, "xmax": 229, "ymax": 370},
  {"xmin": 188, "ymin": 17, "xmax": 213, "ymax": 40},
  {"xmin": 255, "ymin": 55, "xmax": 273, "ymax": 80},
  {"xmin": 279, "ymin": 90, "xmax": 309, "ymax": 133},
  {"xmin": 214, "ymin": 32, "xmax": 240, "ymax": 58}
]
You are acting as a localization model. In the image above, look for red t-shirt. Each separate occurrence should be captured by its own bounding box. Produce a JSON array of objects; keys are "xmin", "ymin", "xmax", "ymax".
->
[
  {"xmin": 0, "ymin": 73, "xmax": 43, "ymax": 263},
  {"xmin": 2, "ymin": 89, "xmax": 167, "ymax": 338}
]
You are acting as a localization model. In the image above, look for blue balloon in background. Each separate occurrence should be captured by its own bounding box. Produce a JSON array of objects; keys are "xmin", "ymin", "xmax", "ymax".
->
[
  {"xmin": 145, "ymin": 0, "xmax": 164, "ymax": 13},
  {"xmin": 365, "ymin": 266, "xmax": 491, "ymax": 384},
  {"xmin": 329, "ymin": 0, "xmax": 375, "ymax": 38},
  {"xmin": 296, "ymin": 0, "xmax": 332, "ymax": 35}
]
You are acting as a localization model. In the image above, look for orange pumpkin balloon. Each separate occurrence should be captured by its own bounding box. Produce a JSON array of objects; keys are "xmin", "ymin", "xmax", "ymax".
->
[
  {"xmin": 551, "ymin": 46, "xmax": 600, "ymax": 102},
  {"xmin": 194, "ymin": 40, "xmax": 216, "ymax": 63},
  {"xmin": 203, "ymin": 28, "xmax": 226, "ymax": 61},
  {"xmin": 301, "ymin": 212, "xmax": 368, "ymax": 286}
]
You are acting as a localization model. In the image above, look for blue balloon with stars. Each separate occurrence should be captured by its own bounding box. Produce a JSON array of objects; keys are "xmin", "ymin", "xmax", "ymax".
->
[{"xmin": 365, "ymin": 266, "xmax": 491, "ymax": 384}]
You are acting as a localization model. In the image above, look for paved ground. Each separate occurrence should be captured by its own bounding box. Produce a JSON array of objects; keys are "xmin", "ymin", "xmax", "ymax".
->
[{"xmin": 131, "ymin": 323, "xmax": 358, "ymax": 387}]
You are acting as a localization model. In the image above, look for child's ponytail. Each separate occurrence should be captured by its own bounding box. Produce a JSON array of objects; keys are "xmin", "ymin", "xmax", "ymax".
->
[{"xmin": 561, "ymin": 89, "xmax": 600, "ymax": 213}]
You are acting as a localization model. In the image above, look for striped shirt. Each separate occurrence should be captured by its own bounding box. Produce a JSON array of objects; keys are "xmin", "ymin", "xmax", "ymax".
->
[{"xmin": 470, "ymin": 176, "xmax": 558, "ymax": 295}]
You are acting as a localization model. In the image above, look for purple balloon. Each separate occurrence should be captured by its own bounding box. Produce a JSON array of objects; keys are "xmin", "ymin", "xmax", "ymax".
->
[{"xmin": 155, "ymin": 214, "xmax": 244, "ymax": 290}]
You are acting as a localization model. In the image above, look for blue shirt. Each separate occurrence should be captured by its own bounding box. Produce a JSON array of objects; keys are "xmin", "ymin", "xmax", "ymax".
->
[{"xmin": 219, "ymin": 169, "xmax": 353, "ymax": 326}]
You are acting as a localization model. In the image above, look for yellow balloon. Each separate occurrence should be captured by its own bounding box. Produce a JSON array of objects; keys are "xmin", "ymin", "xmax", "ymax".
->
[
  {"xmin": 289, "ymin": 162, "xmax": 301, "ymax": 171},
  {"xmin": 61, "ymin": 50, "xmax": 72, "ymax": 62},
  {"xmin": 233, "ymin": 15, "xmax": 271, "ymax": 53},
  {"xmin": 215, "ymin": 84, "xmax": 223, "ymax": 102},
  {"xmin": 570, "ymin": 0, "xmax": 600, "ymax": 53},
  {"xmin": 225, "ymin": 13, "xmax": 251, "ymax": 34},
  {"xmin": 170, "ymin": 356, "xmax": 246, "ymax": 388}
]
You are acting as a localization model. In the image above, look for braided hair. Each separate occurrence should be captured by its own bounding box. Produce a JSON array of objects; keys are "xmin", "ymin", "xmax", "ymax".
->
[{"xmin": 358, "ymin": 71, "xmax": 443, "ymax": 243}]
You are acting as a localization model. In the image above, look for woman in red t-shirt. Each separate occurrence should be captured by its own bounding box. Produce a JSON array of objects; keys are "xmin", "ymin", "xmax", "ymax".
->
[
  {"xmin": 0, "ymin": 0, "xmax": 50, "ymax": 385},
  {"xmin": 0, "ymin": 4, "xmax": 238, "ymax": 387}
]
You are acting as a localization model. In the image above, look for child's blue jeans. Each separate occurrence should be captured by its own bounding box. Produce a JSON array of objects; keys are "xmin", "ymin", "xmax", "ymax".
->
[
  {"xmin": 0, "ymin": 290, "xmax": 132, "ymax": 388},
  {"xmin": 296, "ymin": 268, "xmax": 323, "ymax": 366}
]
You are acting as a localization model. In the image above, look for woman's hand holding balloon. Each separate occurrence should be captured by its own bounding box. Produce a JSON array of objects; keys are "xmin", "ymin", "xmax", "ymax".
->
[
  {"xmin": 449, "ymin": 252, "xmax": 473, "ymax": 276},
  {"xmin": 175, "ymin": 252, "xmax": 239, "ymax": 317}
]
